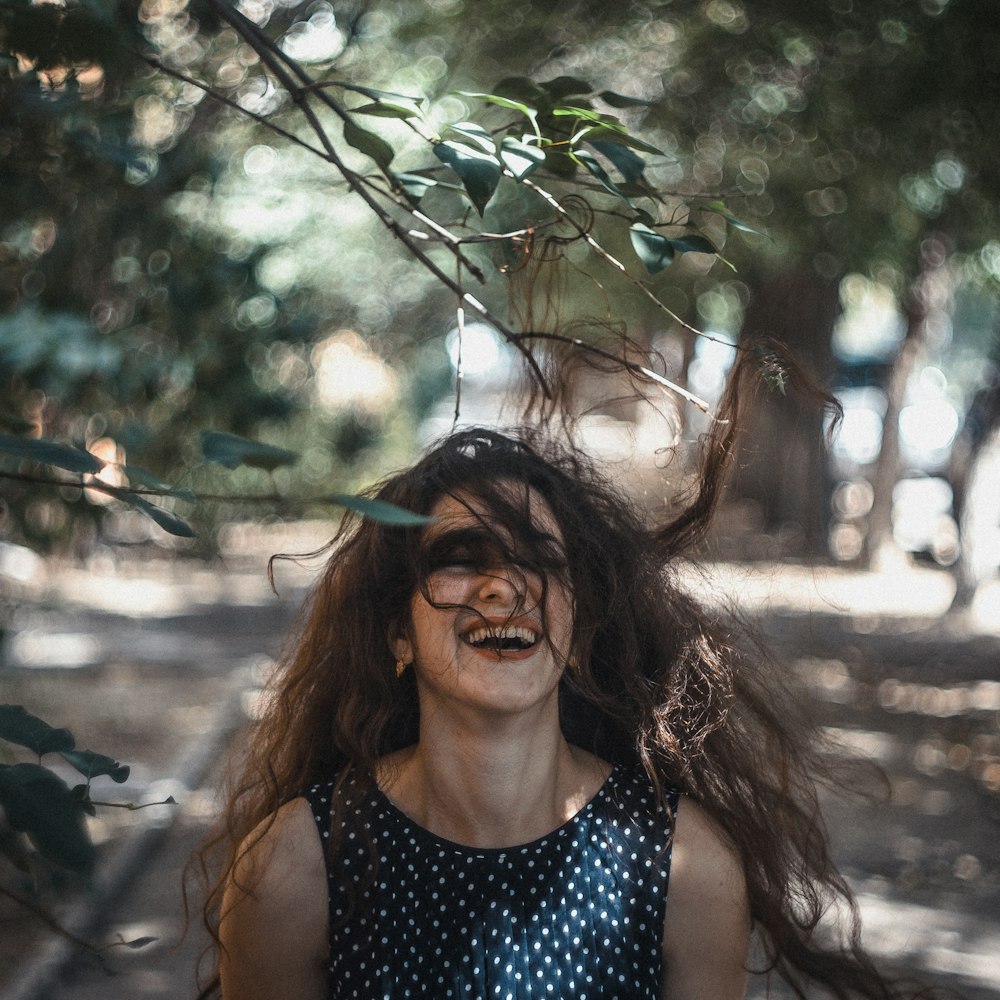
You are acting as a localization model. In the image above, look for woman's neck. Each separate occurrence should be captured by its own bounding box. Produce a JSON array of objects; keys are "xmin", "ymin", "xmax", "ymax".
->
[{"xmin": 379, "ymin": 721, "xmax": 609, "ymax": 849}]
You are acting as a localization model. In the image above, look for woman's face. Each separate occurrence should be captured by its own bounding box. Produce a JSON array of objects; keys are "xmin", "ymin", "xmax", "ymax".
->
[{"xmin": 391, "ymin": 487, "xmax": 575, "ymax": 721}]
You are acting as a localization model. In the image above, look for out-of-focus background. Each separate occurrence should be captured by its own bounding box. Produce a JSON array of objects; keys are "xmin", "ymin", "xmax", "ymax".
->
[{"xmin": 2, "ymin": 0, "xmax": 999, "ymax": 996}]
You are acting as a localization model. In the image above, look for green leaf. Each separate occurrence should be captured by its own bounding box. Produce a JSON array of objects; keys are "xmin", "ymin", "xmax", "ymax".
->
[
  {"xmin": 0, "ymin": 706, "xmax": 75, "ymax": 756},
  {"xmin": 499, "ymin": 137, "xmax": 546, "ymax": 180},
  {"xmin": 324, "ymin": 82, "xmax": 424, "ymax": 105},
  {"xmin": 444, "ymin": 121, "xmax": 496, "ymax": 155},
  {"xmin": 457, "ymin": 91, "xmax": 538, "ymax": 121},
  {"xmin": 124, "ymin": 465, "xmax": 198, "ymax": 503},
  {"xmin": 350, "ymin": 99, "xmax": 422, "ymax": 119},
  {"xmin": 201, "ymin": 431, "xmax": 299, "ymax": 472},
  {"xmin": 575, "ymin": 125, "xmax": 664, "ymax": 156},
  {"xmin": 101, "ymin": 486, "xmax": 196, "ymax": 538},
  {"xmin": 572, "ymin": 149, "xmax": 633, "ymax": 205},
  {"xmin": 669, "ymin": 234, "xmax": 718, "ymax": 255},
  {"xmin": 587, "ymin": 139, "xmax": 647, "ymax": 183},
  {"xmin": 60, "ymin": 749, "xmax": 130, "ymax": 784},
  {"xmin": 342, "ymin": 116, "xmax": 395, "ymax": 170},
  {"xmin": 433, "ymin": 141, "xmax": 502, "ymax": 216},
  {"xmin": 696, "ymin": 200, "xmax": 769, "ymax": 237},
  {"xmin": 0, "ymin": 763, "xmax": 95, "ymax": 872},
  {"xmin": 599, "ymin": 90, "xmax": 655, "ymax": 108},
  {"xmin": 394, "ymin": 171, "xmax": 438, "ymax": 205},
  {"xmin": 0, "ymin": 432, "xmax": 103, "ymax": 474},
  {"xmin": 554, "ymin": 105, "xmax": 623, "ymax": 128},
  {"xmin": 629, "ymin": 224, "xmax": 675, "ymax": 274},
  {"xmin": 330, "ymin": 493, "xmax": 437, "ymax": 526},
  {"xmin": 540, "ymin": 76, "xmax": 593, "ymax": 100},
  {"xmin": 491, "ymin": 76, "xmax": 548, "ymax": 106}
]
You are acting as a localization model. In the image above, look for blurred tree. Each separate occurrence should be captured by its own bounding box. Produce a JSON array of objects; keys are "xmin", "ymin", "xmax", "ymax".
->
[
  {"xmin": 2, "ymin": 0, "xmax": 999, "ymax": 562},
  {"xmin": 643, "ymin": 0, "xmax": 1000, "ymax": 557}
]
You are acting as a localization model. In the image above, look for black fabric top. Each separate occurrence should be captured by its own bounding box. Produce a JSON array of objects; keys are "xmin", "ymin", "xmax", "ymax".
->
[{"xmin": 303, "ymin": 764, "xmax": 679, "ymax": 1000}]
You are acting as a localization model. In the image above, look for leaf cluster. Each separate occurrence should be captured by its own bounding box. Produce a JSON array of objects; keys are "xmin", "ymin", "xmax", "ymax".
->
[
  {"xmin": 0, "ymin": 429, "xmax": 433, "ymax": 540},
  {"xmin": 332, "ymin": 69, "xmax": 746, "ymax": 276},
  {"xmin": 0, "ymin": 705, "xmax": 135, "ymax": 875}
]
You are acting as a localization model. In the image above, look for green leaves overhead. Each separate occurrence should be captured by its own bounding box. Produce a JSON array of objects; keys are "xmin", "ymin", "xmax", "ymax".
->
[
  {"xmin": 124, "ymin": 465, "xmax": 198, "ymax": 503},
  {"xmin": 444, "ymin": 121, "xmax": 496, "ymax": 154},
  {"xmin": 630, "ymin": 224, "xmax": 676, "ymax": 274},
  {"xmin": 537, "ymin": 76, "xmax": 593, "ymax": 101},
  {"xmin": 0, "ymin": 705, "xmax": 75, "ymax": 757},
  {"xmin": 105, "ymin": 487, "xmax": 197, "ymax": 539},
  {"xmin": 695, "ymin": 200, "xmax": 769, "ymax": 238},
  {"xmin": 394, "ymin": 172, "xmax": 438, "ymax": 204},
  {"xmin": 598, "ymin": 90, "xmax": 655, "ymax": 109},
  {"xmin": 327, "ymin": 82, "xmax": 424, "ymax": 106},
  {"xmin": 336, "ymin": 82, "xmax": 424, "ymax": 121},
  {"xmin": 342, "ymin": 116, "xmax": 395, "ymax": 170},
  {"xmin": 458, "ymin": 91, "xmax": 539, "ymax": 135},
  {"xmin": 587, "ymin": 140, "xmax": 647, "ymax": 184},
  {"xmin": 573, "ymin": 149, "xmax": 634, "ymax": 205},
  {"xmin": 499, "ymin": 137, "xmax": 545, "ymax": 180},
  {"xmin": 433, "ymin": 140, "xmax": 502, "ymax": 216},
  {"xmin": 629, "ymin": 224, "xmax": 720, "ymax": 274},
  {"xmin": 200, "ymin": 431, "xmax": 299, "ymax": 471},
  {"xmin": 669, "ymin": 233, "xmax": 719, "ymax": 255},
  {"xmin": 0, "ymin": 433, "xmax": 103, "ymax": 475},
  {"xmin": 350, "ymin": 98, "xmax": 423, "ymax": 119},
  {"xmin": 330, "ymin": 493, "xmax": 437, "ymax": 526}
]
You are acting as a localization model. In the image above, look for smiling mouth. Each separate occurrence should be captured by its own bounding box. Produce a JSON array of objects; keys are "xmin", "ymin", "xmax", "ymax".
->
[{"xmin": 464, "ymin": 625, "xmax": 541, "ymax": 653}]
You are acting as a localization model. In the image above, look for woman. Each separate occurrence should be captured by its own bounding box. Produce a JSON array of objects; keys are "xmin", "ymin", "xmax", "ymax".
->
[{"xmin": 197, "ymin": 424, "xmax": 908, "ymax": 1000}]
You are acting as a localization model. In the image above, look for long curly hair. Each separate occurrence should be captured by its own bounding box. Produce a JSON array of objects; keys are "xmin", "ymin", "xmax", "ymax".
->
[{"xmin": 192, "ymin": 349, "xmax": 912, "ymax": 1000}]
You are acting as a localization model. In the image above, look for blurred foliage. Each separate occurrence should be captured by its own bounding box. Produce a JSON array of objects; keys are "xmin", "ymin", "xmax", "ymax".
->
[
  {"xmin": 0, "ymin": 704, "xmax": 129, "ymax": 876},
  {"xmin": 1, "ymin": 0, "xmax": 999, "ymax": 552},
  {"xmin": 0, "ymin": 703, "xmax": 169, "ymax": 957}
]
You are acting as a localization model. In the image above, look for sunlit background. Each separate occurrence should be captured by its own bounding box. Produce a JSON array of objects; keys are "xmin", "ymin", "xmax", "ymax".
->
[{"xmin": 2, "ymin": 0, "xmax": 1000, "ymax": 996}]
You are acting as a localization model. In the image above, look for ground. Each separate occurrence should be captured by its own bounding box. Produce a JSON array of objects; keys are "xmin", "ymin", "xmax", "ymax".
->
[{"xmin": 1, "ymin": 536, "xmax": 999, "ymax": 999}]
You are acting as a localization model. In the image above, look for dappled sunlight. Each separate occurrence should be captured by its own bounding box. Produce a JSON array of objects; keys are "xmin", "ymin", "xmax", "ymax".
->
[
  {"xmin": 313, "ymin": 329, "xmax": 398, "ymax": 412},
  {"xmin": 853, "ymin": 889, "xmax": 1000, "ymax": 988},
  {"xmin": 681, "ymin": 559, "xmax": 957, "ymax": 618}
]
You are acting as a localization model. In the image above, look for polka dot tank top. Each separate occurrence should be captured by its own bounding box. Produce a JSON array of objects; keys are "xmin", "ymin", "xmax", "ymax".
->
[{"xmin": 303, "ymin": 765, "xmax": 679, "ymax": 1000}]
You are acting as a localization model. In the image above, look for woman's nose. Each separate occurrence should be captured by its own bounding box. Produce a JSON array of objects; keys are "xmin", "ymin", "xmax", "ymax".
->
[{"xmin": 475, "ymin": 565, "xmax": 521, "ymax": 603}]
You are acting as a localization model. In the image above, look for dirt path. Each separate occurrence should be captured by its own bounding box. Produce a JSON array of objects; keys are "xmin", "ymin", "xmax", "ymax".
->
[{"xmin": 2, "ymin": 555, "xmax": 998, "ymax": 998}]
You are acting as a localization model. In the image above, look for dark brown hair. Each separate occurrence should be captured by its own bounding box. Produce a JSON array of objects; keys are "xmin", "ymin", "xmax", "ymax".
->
[{"xmin": 193, "ymin": 348, "xmax": 913, "ymax": 1000}]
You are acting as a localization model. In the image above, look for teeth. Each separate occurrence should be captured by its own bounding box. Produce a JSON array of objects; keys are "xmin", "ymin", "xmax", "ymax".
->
[{"xmin": 466, "ymin": 625, "xmax": 540, "ymax": 649}]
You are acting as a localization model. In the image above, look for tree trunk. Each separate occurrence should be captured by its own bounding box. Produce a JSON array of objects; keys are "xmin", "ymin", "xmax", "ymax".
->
[
  {"xmin": 864, "ymin": 296, "xmax": 925, "ymax": 569},
  {"xmin": 949, "ymin": 364, "xmax": 1000, "ymax": 609},
  {"xmin": 730, "ymin": 270, "xmax": 840, "ymax": 558}
]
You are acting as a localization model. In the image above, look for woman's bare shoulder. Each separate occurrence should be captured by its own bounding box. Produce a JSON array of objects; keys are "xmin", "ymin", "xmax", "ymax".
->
[
  {"xmin": 660, "ymin": 795, "xmax": 750, "ymax": 1000},
  {"xmin": 219, "ymin": 797, "xmax": 328, "ymax": 1000},
  {"xmin": 232, "ymin": 796, "xmax": 326, "ymax": 884}
]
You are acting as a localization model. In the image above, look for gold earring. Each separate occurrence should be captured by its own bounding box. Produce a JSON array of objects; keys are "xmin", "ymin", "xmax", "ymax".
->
[{"xmin": 395, "ymin": 658, "xmax": 408, "ymax": 678}]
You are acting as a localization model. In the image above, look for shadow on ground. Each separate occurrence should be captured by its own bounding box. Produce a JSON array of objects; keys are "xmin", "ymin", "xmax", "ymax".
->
[{"xmin": 1, "ymin": 554, "xmax": 998, "ymax": 999}]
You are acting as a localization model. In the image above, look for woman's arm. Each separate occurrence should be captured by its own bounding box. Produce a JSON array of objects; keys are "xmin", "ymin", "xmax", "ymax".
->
[
  {"xmin": 661, "ymin": 796, "xmax": 751, "ymax": 1000},
  {"xmin": 219, "ymin": 797, "xmax": 329, "ymax": 1000}
]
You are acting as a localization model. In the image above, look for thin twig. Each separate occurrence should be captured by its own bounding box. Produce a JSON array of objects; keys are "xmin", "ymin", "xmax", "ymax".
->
[
  {"xmin": 0, "ymin": 885, "xmax": 110, "ymax": 967},
  {"xmin": 199, "ymin": 0, "xmax": 549, "ymax": 393},
  {"xmin": 515, "ymin": 331, "xmax": 713, "ymax": 415},
  {"xmin": 0, "ymin": 470, "xmax": 303, "ymax": 505},
  {"xmin": 520, "ymin": 177, "xmax": 707, "ymax": 339},
  {"xmin": 452, "ymin": 274, "xmax": 465, "ymax": 431},
  {"xmin": 141, "ymin": 56, "xmax": 328, "ymax": 160}
]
